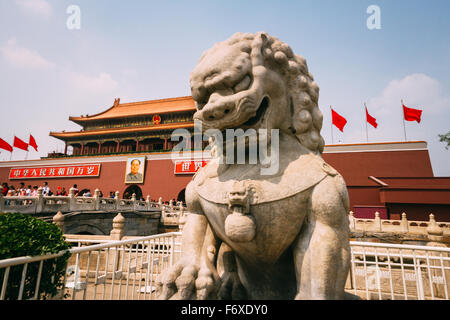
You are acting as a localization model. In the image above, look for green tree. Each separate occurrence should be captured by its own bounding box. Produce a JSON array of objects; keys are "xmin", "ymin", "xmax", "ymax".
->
[
  {"xmin": 438, "ymin": 131, "xmax": 450, "ymax": 150},
  {"xmin": 0, "ymin": 213, "xmax": 72, "ymax": 300}
]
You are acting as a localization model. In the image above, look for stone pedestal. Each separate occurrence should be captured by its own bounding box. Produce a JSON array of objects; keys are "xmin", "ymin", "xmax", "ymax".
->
[{"xmin": 110, "ymin": 213, "xmax": 125, "ymax": 240}]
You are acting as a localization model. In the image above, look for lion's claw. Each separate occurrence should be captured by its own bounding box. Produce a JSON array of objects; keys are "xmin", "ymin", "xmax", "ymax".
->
[
  {"xmin": 195, "ymin": 269, "xmax": 216, "ymax": 300},
  {"xmin": 156, "ymin": 262, "xmax": 217, "ymax": 300}
]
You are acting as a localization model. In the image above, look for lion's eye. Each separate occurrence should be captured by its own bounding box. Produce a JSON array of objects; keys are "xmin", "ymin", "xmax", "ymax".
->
[
  {"xmin": 196, "ymin": 94, "xmax": 210, "ymax": 110},
  {"xmin": 233, "ymin": 75, "xmax": 251, "ymax": 93}
]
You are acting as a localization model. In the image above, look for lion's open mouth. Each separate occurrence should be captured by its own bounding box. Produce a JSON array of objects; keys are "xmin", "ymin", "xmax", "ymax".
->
[
  {"xmin": 217, "ymin": 96, "xmax": 270, "ymax": 148},
  {"xmin": 219, "ymin": 96, "xmax": 270, "ymax": 140},
  {"xmin": 241, "ymin": 96, "xmax": 269, "ymax": 128}
]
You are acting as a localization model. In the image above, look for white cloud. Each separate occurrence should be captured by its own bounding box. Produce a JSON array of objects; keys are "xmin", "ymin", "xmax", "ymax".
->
[
  {"xmin": 15, "ymin": 0, "xmax": 53, "ymax": 18},
  {"xmin": 0, "ymin": 38, "xmax": 54, "ymax": 69},
  {"xmin": 368, "ymin": 73, "xmax": 449, "ymax": 116},
  {"xmin": 68, "ymin": 72, "xmax": 119, "ymax": 92}
]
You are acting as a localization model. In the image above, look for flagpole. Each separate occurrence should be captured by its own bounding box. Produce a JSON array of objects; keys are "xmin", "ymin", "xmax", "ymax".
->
[
  {"xmin": 401, "ymin": 99, "xmax": 407, "ymax": 141},
  {"xmin": 24, "ymin": 132, "xmax": 28, "ymax": 160},
  {"xmin": 12, "ymin": 133, "xmax": 15, "ymax": 161},
  {"xmin": 364, "ymin": 102, "xmax": 368, "ymax": 143},
  {"xmin": 330, "ymin": 106, "xmax": 334, "ymax": 144},
  {"xmin": 10, "ymin": 134, "xmax": 13, "ymax": 160}
]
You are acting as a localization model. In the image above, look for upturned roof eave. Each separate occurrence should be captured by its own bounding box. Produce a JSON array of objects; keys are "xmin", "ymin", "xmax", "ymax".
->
[
  {"xmin": 69, "ymin": 108, "xmax": 196, "ymax": 123},
  {"xmin": 68, "ymin": 96, "xmax": 196, "ymax": 123},
  {"xmin": 49, "ymin": 122, "xmax": 195, "ymax": 140}
]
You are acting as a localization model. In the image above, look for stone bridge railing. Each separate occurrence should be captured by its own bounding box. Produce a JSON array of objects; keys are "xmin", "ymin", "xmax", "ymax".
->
[
  {"xmin": 0, "ymin": 186, "xmax": 185, "ymax": 215},
  {"xmin": 51, "ymin": 208, "xmax": 189, "ymax": 240},
  {"xmin": 349, "ymin": 211, "xmax": 450, "ymax": 239}
]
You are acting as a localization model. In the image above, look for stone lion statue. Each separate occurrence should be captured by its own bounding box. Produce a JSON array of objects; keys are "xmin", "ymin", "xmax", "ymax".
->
[{"xmin": 156, "ymin": 32, "xmax": 352, "ymax": 300}]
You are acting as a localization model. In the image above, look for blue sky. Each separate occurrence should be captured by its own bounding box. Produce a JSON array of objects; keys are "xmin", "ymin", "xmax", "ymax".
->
[{"xmin": 0, "ymin": 0, "xmax": 449, "ymax": 175}]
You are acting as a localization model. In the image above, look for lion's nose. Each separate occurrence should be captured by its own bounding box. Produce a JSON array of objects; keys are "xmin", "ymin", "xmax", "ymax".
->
[
  {"xmin": 202, "ymin": 105, "xmax": 232, "ymax": 121},
  {"xmin": 201, "ymin": 93, "xmax": 234, "ymax": 121}
]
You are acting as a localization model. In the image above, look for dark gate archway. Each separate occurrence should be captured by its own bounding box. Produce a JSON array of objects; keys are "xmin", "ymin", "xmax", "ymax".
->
[
  {"xmin": 177, "ymin": 188, "xmax": 186, "ymax": 205},
  {"xmin": 123, "ymin": 185, "xmax": 143, "ymax": 200}
]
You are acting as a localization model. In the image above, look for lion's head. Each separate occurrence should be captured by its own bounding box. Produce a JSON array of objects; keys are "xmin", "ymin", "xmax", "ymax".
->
[{"xmin": 190, "ymin": 32, "xmax": 324, "ymax": 154}]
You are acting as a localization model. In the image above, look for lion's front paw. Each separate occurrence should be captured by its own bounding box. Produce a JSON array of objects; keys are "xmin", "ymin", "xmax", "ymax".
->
[
  {"xmin": 156, "ymin": 262, "xmax": 218, "ymax": 300},
  {"xmin": 155, "ymin": 263, "xmax": 197, "ymax": 300},
  {"xmin": 195, "ymin": 268, "xmax": 218, "ymax": 300}
]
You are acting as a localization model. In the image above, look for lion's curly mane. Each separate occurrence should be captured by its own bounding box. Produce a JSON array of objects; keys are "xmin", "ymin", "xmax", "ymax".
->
[{"xmin": 197, "ymin": 32, "xmax": 325, "ymax": 154}]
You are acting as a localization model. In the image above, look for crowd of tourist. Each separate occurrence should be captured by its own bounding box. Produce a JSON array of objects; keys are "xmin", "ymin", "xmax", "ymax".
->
[
  {"xmin": 0, "ymin": 182, "xmax": 97, "ymax": 198},
  {"xmin": 1, "ymin": 181, "xmax": 183, "ymax": 206}
]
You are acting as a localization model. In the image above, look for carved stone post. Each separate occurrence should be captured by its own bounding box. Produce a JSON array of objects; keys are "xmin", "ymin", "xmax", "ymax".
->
[
  {"xmin": 400, "ymin": 212, "xmax": 409, "ymax": 233},
  {"xmin": 373, "ymin": 212, "xmax": 382, "ymax": 232},
  {"xmin": 94, "ymin": 188, "xmax": 100, "ymax": 211},
  {"xmin": 426, "ymin": 213, "xmax": 447, "ymax": 298},
  {"xmin": 36, "ymin": 187, "xmax": 44, "ymax": 213},
  {"xmin": 110, "ymin": 213, "xmax": 125, "ymax": 240},
  {"xmin": 158, "ymin": 197, "xmax": 163, "ymax": 208},
  {"xmin": 161, "ymin": 206, "xmax": 166, "ymax": 224},
  {"xmin": 146, "ymin": 195, "xmax": 151, "ymax": 210},
  {"xmin": 69, "ymin": 187, "xmax": 76, "ymax": 212},
  {"xmin": 53, "ymin": 211, "xmax": 64, "ymax": 232},
  {"xmin": 115, "ymin": 191, "xmax": 120, "ymax": 209},
  {"xmin": 169, "ymin": 199, "xmax": 174, "ymax": 210},
  {"xmin": 348, "ymin": 211, "xmax": 355, "ymax": 231},
  {"xmin": 426, "ymin": 214, "xmax": 443, "ymax": 243}
]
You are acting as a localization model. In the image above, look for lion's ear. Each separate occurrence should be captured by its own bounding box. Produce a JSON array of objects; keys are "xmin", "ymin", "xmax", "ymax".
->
[
  {"xmin": 252, "ymin": 33, "xmax": 266, "ymax": 67},
  {"xmin": 257, "ymin": 31, "xmax": 269, "ymax": 43}
]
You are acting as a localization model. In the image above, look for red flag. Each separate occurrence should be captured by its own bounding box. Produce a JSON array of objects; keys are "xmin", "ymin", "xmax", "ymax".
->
[
  {"xmin": 365, "ymin": 106, "xmax": 378, "ymax": 128},
  {"xmin": 0, "ymin": 138, "xmax": 13, "ymax": 152},
  {"xmin": 331, "ymin": 108, "xmax": 347, "ymax": 132},
  {"xmin": 29, "ymin": 134, "xmax": 38, "ymax": 152},
  {"xmin": 13, "ymin": 136, "xmax": 29, "ymax": 151},
  {"xmin": 403, "ymin": 104, "xmax": 422, "ymax": 123}
]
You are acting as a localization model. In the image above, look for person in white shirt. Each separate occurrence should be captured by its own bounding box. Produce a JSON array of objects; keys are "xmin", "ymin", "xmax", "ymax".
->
[
  {"xmin": 42, "ymin": 181, "xmax": 50, "ymax": 196},
  {"xmin": 72, "ymin": 184, "xmax": 79, "ymax": 196}
]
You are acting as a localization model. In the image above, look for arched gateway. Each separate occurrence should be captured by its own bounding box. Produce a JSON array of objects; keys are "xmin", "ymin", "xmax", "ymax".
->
[{"xmin": 123, "ymin": 185, "xmax": 143, "ymax": 200}]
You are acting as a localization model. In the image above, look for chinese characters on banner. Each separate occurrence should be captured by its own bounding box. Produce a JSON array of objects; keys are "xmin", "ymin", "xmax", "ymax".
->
[
  {"xmin": 9, "ymin": 164, "xmax": 101, "ymax": 179},
  {"xmin": 174, "ymin": 160, "xmax": 209, "ymax": 174}
]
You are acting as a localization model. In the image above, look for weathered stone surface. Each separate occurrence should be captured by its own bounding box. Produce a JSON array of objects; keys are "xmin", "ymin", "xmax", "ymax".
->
[{"xmin": 156, "ymin": 32, "xmax": 352, "ymax": 300}]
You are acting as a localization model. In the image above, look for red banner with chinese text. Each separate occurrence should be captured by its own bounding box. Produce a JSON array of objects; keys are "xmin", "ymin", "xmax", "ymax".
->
[
  {"xmin": 174, "ymin": 160, "xmax": 209, "ymax": 174},
  {"xmin": 9, "ymin": 164, "xmax": 101, "ymax": 179}
]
